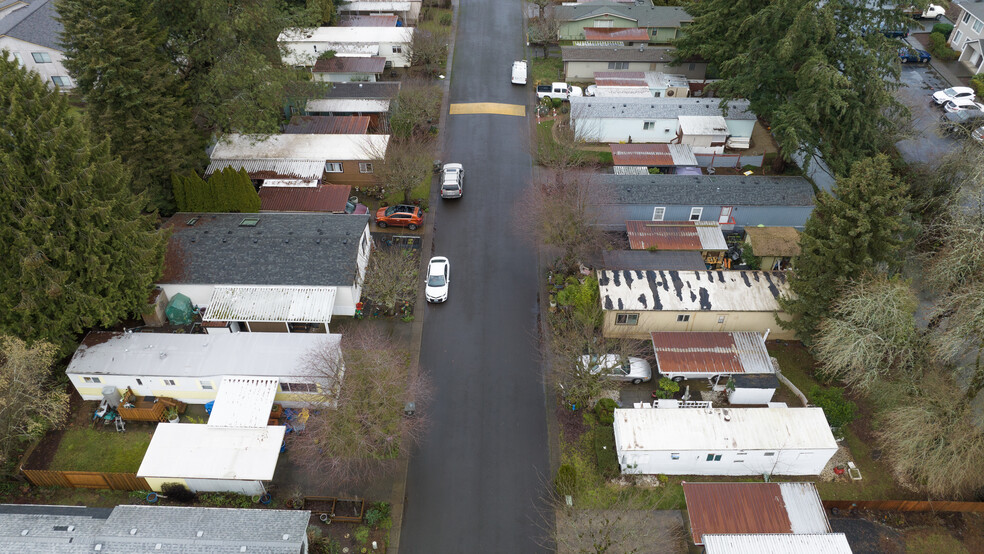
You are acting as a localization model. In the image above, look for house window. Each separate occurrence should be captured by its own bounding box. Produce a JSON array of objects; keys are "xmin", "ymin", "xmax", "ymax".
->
[
  {"xmin": 670, "ymin": 453, "xmax": 680, "ymax": 460},
  {"xmin": 615, "ymin": 313, "xmax": 639, "ymax": 325},
  {"xmin": 717, "ymin": 315, "xmax": 726, "ymax": 324},
  {"xmin": 705, "ymin": 454, "xmax": 723, "ymax": 461},
  {"xmin": 392, "ymin": 45, "xmax": 403, "ymax": 54},
  {"xmin": 32, "ymin": 52, "xmax": 51, "ymax": 63},
  {"xmin": 953, "ymin": 30, "xmax": 964, "ymax": 45},
  {"xmin": 359, "ymin": 162, "xmax": 373, "ymax": 174},
  {"xmin": 677, "ymin": 314, "xmax": 690, "ymax": 322},
  {"xmin": 608, "ymin": 61, "xmax": 629, "ymax": 70},
  {"xmin": 964, "ymin": 12, "xmax": 972, "ymax": 24},
  {"xmin": 281, "ymin": 382, "xmax": 317, "ymax": 393},
  {"xmin": 974, "ymin": 20, "xmax": 983, "ymax": 34},
  {"xmin": 83, "ymin": 377, "xmax": 102, "ymax": 384},
  {"xmin": 718, "ymin": 206, "xmax": 733, "ymax": 224},
  {"xmin": 595, "ymin": 20, "xmax": 614, "ymax": 28},
  {"xmin": 643, "ymin": 121, "xmax": 655, "ymax": 130},
  {"xmin": 325, "ymin": 162, "xmax": 343, "ymax": 173},
  {"xmin": 12, "ymin": 52, "xmax": 22, "ymax": 65},
  {"xmin": 689, "ymin": 207, "xmax": 702, "ymax": 221},
  {"xmin": 689, "ymin": 63, "xmax": 696, "ymax": 71},
  {"xmin": 764, "ymin": 452, "xmax": 776, "ymax": 456},
  {"xmin": 163, "ymin": 379, "xmax": 176, "ymax": 386},
  {"xmin": 136, "ymin": 379, "xmax": 143, "ymax": 386},
  {"xmin": 200, "ymin": 380, "xmax": 214, "ymax": 390},
  {"xmin": 652, "ymin": 207, "xmax": 665, "ymax": 221}
]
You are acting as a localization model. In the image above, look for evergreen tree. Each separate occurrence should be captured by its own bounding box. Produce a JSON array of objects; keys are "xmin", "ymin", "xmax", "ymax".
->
[
  {"xmin": 0, "ymin": 56, "xmax": 168, "ymax": 353},
  {"xmin": 673, "ymin": 0, "xmax": 906, "ymax": 176},
  {"xmin": 779, "ymin": 154, "xmax": 910, "ymax": 344},
  {"xmin": 58, "ymin": 0, "xmax": 206, "ymax": 213},
  {"xmin": 173, "ymin": 168, "xmax": 259, "ymax": 213},
  {"xmin": 308, "ymin": 0, "xmax": 339, "ymax": 25}
]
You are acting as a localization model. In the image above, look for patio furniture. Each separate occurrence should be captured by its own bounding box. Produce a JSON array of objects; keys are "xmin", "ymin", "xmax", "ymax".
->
[{"xmin": 117, "ymin": 387, "xmax": 187, "ymax": 422}]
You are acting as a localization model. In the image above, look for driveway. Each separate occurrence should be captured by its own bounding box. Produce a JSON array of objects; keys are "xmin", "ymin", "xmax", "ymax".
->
[
  {"xmin": 894, "ymin": 63, "xmax": 957, "ymax": 166},
  {"xmin": 399, "ymin": 0, "xmax": 550, "ymax": 552}
]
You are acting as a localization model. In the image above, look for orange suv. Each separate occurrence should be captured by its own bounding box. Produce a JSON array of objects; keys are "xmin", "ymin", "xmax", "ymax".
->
[{"xmin": 375, "ymin": 204, "xmax": 423, "ymax": 230}]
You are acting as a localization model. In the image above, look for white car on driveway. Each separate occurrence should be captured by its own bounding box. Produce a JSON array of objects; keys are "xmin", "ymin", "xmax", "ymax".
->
[
  {"xmin": 944, "ymin": 98, "xmax": 984, "ymax": 113},
  {"xmin": 934, "ymin": 86, "xmax": 976, "ymax": 106},
  {"xmin": 578, "ymin": 354, "xmax": 653, "ymax": 385},
  {"xmin": 425, "ymin": 256, "xmax": 450, "ymax": 303}
]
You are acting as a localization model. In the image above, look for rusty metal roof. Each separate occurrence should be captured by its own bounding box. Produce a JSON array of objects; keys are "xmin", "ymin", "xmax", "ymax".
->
[
  {"xmin": 284, "ymin": 115, "xmax": 370, "ymax": 135},
  {"xmin": 338, "ymin": 14, "xmax": 399, "ymax": 26},
  {"xmin": 610, "ymin": 143, "xmax": 699, "ymax": 167},
  {"xmin": 650, "ymin": 331, "xmax": 774, "ymax": 374},
  {"xmin": 258, "ymin": 185, "xmax": 352, "ymax": 212},
  {"xmin": 313, "ymin": 56, "xmax": 387, "ymax": 74},
  {"xmin": 626, "ymin": 220, "xmax": 728, "ymax": 251},
  {"xmin": 683, "ymin": 482, "xmax": 830, "ymax": 545},
  {"xmin": 583, "ymin": 27, "xmax": 651, "ymax": 42}
]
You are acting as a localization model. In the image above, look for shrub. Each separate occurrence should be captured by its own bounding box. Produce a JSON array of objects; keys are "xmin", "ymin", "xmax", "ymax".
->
[
  {"xmin": 809, "ymin": 385, "xmax": 858, "ymax": 435},
  {"xmin": 973, "ymin": 74, "xmax": 984, "ymax": 99},
  {"xmin": 652, "ymin": 377, "xmax": 681, "ymax": 400},
  {"xmin": 555, "ymin": 463, "xmax": 577, "ymax": 497},
  {"xmin": 742, "ymin": 242, "xmax": 762, "ymax": 270},
  {"xmin": 440, "ymin": 13, "xmax": 452, "ymax": 25},
  {"xmin": 161, "ymin": 482, "xmax": 196, "ymax": 503},
  {"xmin": 365, "ymin": 502, "xmax": 391, "ymax": 528},
  {"xmin": 928, "ymin": 32, "xmax": 959, "ymax": 62},
  {"xmin": 933, "ymin": 23, "xmax": 954, "ymax": 39},
  {"xmin": 594, "ymin": 397, "xmax": 617, "ymax": 425},
  {"xmin": 354, "ymin": 525, "xmax": 370, "ymax": 545},
  {"xmin": 552, "ymin": 97, "xmax": 564, "ymax": 109},
  {"xmin": 593, "ymin": 427, "xmax": 620, "ymax": 478}
]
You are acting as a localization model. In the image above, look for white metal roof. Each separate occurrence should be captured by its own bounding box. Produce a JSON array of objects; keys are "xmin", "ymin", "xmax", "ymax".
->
[
  {"xmin": 703, "ymin": 534, "xmax": 852, "ymax": 553},
  {"xmin": 613, "ymin": 407, "xmax": 837, "ymax": 451},
  {"xmin": 614, "ymin": 165, "xmax": 650, "ymax": 175},
  {"xmin": 593, "ymin": 86, "xmax": 652, "ymax": 97},
  {"xmin": 305, "ymin": 98, "xmax": 391, "ymax": 113},
  {"xmin": 340, "ymin": 1, "xmax": 413, "ymax": 12},
  {"xmin": 678, "ymin": 115, "xmax": 729, "ymax": 135},
  {"xmin": 138, "ymin": 424, "xmax": 286, "ymax": 481},
  {"xmin": 645, "ymin": 72, "xmax": 689, "ymax": 89},
  {"xmin": 778, "ymin": 482, "xmax": 833, "ymax": 534},
  {"xmin": 210, "ymin": 134, "xmax": 389, "ymax": 161},
  {"xmin": 597, "ymin": 270, "xmax": 790, "ymax": 312},
  {"xmin": 205, "ymin": 159, "xmax": 326, "ymax": 180},
  {"xmin": 207, "ymin": 377, "xmax": 280, "ymax": 428},
  {"xmin": 67, "ymin": 331, "xmax": 341, "ymax": 379},
  {"xmin": 695, "ymin": 222, "xmax": 729, "ymax": 250},
  {"xmin": 203, "ymin": 285, "xmax": 337, "ymax": 323},
  {"xmin": 279, "ymin": 26, "xmax": 413, "ymax": 44}
]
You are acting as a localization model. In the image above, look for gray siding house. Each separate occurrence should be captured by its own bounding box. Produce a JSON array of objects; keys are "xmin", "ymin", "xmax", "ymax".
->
[
  {"xmin": 561, "ymin": 46, "xmax": 707, "ymax": 81},
  {"xmin": 593, "ymin": 174, "xmax": 816, "ymax": 231}
]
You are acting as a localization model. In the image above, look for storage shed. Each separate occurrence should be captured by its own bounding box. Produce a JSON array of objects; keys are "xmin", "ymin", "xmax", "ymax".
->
[
  {"xmin": 612, "ymin": 407, "xmax": 837, "ymax": 475},
  {"xmin": 743, "ymin": 226, "xmax": 802, "ymax": 271},
  {"xmin": 727, "ymin": 373, "xmax": 780, "ymax": 405},
  {"xmin": 650, "ymin": 331, "xmax": 774, "ymax": 383}
]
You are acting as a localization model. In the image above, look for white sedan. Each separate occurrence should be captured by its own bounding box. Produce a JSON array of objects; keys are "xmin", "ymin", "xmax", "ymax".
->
[
  {"xmin": 578, "ymin": 354, "xmax": 653, "ymax": 385},
  {"xmin": 933, "ymin": 86, "xmax": 976, "ymax": 106},
  {"xmin": 944, "ymin": 98, "xmax": 984, "ymax": 113},
  {"xmin": 425, "ymin": 256, "xmax": 450, "ymax": 303}
]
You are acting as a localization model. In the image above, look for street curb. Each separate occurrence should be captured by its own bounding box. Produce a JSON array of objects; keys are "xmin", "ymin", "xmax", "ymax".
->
[{"xmin": 387, "ymin": 0, "xmax": 459, "ymax": 551}]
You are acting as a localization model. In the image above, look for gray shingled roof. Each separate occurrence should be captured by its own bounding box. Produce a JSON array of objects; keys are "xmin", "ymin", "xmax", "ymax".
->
[
  {"xmin": 551, "ymin": 3, "xmax": 692, "ymax": 27},
  {"xmin": 597, "ymin": 174, "xmax": 817, "ymax": 206},
  {"xmin": 323, "ymin": 81, "xmax": 401, "ymax": 99},
  {"xmin": 562, "ymin": 45, "xmax": 674, "ymax": 63},
  {"xmin": 0, "ymin": 0, "xmax": 62, "ymax": 50},
  {"xmin": 954, "ymin": 1, "xmax": 984, "ymax": 23},
  {"xmin": 571, "ymin": 96, "xmax": 756, "ymax": 120},
  {"xmin": 161, "ymin": 213, "xmax": 370, "ymax": 287}
]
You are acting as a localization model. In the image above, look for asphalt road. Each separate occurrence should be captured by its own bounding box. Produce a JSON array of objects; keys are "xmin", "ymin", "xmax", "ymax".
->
[{"xmin": 399, "ymin": 0, "xmax": 551, "ymax": 552}]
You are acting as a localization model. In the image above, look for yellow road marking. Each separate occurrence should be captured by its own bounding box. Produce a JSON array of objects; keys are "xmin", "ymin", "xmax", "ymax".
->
[{"xmin": 449, "ymin": 102, "xmax": 526, "ymax": 116}]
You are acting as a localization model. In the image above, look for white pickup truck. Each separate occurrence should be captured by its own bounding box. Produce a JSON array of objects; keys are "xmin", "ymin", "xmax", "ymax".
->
[
  {"xmin": 903, "ymin": 3, "xmax": 945, "ymax": 19},
  {"xmin": 511, "ymin": 60, "xmax": 527, "ymax": 85},
  {"xmin": 536, "ymin": 82, "xmax": 583, "ymax": 101}
]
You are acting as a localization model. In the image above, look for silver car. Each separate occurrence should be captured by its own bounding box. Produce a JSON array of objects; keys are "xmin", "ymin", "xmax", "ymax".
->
[
  {"xmin": 440, "ymin": 163, "xmax": 464, "ymax": 199},
  {"xmin": 578, "ymin": 354, "xmax": 653, "ymax": 385}
]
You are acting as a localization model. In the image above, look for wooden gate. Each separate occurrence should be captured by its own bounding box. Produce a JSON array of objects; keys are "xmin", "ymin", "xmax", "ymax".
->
[{"xmin": 21, "ymin": 469, "xmax": 149, "ymax": 491}]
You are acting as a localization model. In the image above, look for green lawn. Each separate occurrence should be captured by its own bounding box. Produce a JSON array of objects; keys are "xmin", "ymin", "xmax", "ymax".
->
[
  {"xmin": 49, "ymin": 429, "xmax": 152, "ymax": 473},
  {"xmin": 383, "ymin": 173, "xmax": 432, "ymax": 206},
  {"xmin": 419, "ymin": 7, "xmax": 452, "ymax": 35},
  {"xmin": 530, "ymin": 55, "xmax": 563, "ymax": 85}
]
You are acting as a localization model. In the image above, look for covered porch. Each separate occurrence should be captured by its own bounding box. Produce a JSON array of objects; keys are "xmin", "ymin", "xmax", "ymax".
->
[{"xmin": 202, "ymin": 285, "xmax": 336, "ymax": 334}]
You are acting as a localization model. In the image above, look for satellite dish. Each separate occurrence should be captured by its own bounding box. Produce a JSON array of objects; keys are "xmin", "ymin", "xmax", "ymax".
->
[{"xmin": 666, "ymin": 89, "xmax": 675, "ymax": 97}]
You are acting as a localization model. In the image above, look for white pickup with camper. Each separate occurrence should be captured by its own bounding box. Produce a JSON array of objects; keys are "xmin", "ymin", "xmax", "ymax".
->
[{"xmin": 536, "ymin": 82, "xmax": 583, "ymax": 101}]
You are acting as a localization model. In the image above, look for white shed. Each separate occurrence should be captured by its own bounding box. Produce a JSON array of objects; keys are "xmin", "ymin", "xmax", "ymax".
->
[
  {"xmin": 727, "ymin": 373, "xmax": 780, "ymax": 405},
  {"xmin": 612, "ymin": 407, "xmax": 837, "ymax": 476}
]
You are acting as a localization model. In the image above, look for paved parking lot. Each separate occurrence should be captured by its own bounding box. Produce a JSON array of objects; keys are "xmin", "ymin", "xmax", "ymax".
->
[{"xmin": 894, "ymin": 64, "xmax": 957, "ymax": 166}]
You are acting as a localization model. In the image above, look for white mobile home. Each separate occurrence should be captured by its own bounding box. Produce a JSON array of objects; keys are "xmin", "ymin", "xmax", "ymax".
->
[
  {"xmin": 67, "ymin": 331, "xmax": 342, "ymax": 408},
  {"xmin": 613, "ymin": 407, "xmax": 837, "ymax": 475},
  {"xmin": 279, "ymin": 26, "xmax": 413, "ymax": 68}
]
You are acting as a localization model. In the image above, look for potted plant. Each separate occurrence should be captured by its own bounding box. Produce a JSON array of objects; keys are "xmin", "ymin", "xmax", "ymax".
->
[{"xmin": 164, "ymin": 406, "xmax": 180, "ymax": 423}]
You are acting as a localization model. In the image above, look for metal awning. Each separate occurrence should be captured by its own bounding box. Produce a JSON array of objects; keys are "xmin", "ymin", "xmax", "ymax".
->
[
  {"xmin": 206, "ymin": 159, "xmax": 326, "ymax": 180},
  {"xmin": 208, "ymin": 376, "xmax": 281, "ymax": 428},
  {"xmin": 203, "ymin": 286, "xmax": 337, "ymax": 323}
]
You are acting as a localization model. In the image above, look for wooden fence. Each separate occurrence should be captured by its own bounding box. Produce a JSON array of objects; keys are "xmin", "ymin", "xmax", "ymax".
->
[
  {"xmin": 823, "ymin": 500, "xmax": 984, "ymax": 513},
  {"xmin": 21, "ymin": 469, "xmax": 149, "ymax": 491}
]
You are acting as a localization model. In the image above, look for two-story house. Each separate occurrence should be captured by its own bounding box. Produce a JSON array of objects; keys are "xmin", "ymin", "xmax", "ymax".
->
[{"xmin": 949, "ymin": 1, "xmax": 984, "ymax": 73}]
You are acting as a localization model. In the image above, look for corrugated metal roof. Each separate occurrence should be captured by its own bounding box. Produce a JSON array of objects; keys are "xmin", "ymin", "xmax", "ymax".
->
[
  {"xmin": 611, "ymin": 143, "xmax": 699, "ymax": 167},
  {"xmin": 313, "ymin": 56, "xmax": 387, "ymax": 74},
  {"xmin": 203, "ymin": 286, "xmax": 337, "ymax": 323},
  {"xmin": 138, "ymin": 424, "xmax": 285, "ymax": 481},
  {"xmin": 613, "ymin": 165, "xmax": 650, "ymax": 175},
  {"xmin": 284, "ymin": 115, "xmax": 371, "ymax": 134},
  {"xmin": 339, "ymin": 14, "xmax": 400, "ymax": 26},
  {"xmin": 306, "ymin": 98, "xmax": 391, "ymax": 113},
  {"xmin": 340, "ymin": 1, "xmax": 413, "ymax": 12},
  {"xmin": 561, "ymin": 45, "xmax": 675, "ymax": 63},
  {"xmin": 259, "ymin": 184, "xmax": 352, "ymax": 212},
  {"xmin": 626, "ymin": 220, "xmax": 728, "ymax": 251},
  {"xmin": 584, "ymin": 27, "xmax": 651, "ymax": 41},
  {"xmin": 591, "ymin": 86, "xmax": 652, "ymax": 97},
  {"xmin": 602, "ymin": 250, "xmax": 707, "ymax": 271},
  {"xmin": 703, "ymin": 534, "xmax": 852, "ymax": 554},
  {"xmin": 207, "ymin": 376, "xmax": 280, "ymax": 428},
  {"xmin": 279, "ymin": 26, "xmax": 413, "ymax": 44},
  {"xmin": 206, "ymin": 158, "xmax": 326, "ymax": 180},
  {"xmin": 683, "ymin": 482, "xmax": 831, "ymax": 545},
  {"xmin": 571, "ymin": 96, "xmax": 754, "ymax": 120},
  {"xmin": 594, "ymin": 71, "xmax": 646, "ymax": 84},
  {"xmin": 597, "ymin": 269, "xmax": 790, "ymax": 312},
  {"xmin": 616, "ymin": 408, "xmax": 837, "ymax": 452},
  {"xmin": 650, "ymin": 331, "xmax": 774, "ymax": 374},
  {"xmin": 211, "ymin": 134, "xmax": 388, "ymax": 161}
]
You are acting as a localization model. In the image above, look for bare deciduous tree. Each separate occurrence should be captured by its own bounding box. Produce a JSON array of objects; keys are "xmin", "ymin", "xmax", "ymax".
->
[
  {"xmin": 527, "ymin": 14, "xmax": 560, "ymax": 59},
  {"xmin": 813, "ymin": 274, "xmax": 920, "ymax": 391},
  {"xmin": 535, "ymin": 117, "xmax": 592, "ymax": 170},
  {"xmin": 406, "ymin": 29, "xmax": 448, "ymax": 76},
  {"xmin": 361, "ymin": 246, "xmax": 420, "ymax": 314},
  {"xmin": 0, "ymin": 336, "xmax": 69, "ymax": 468},
  {"xmin": 389, "ymin": 79, "xmax": 442, "ymax": 140},
  {"xmin": 287, "ymin": 327, "xmax": 430, "ymax": 487},
  {"xmin": 365, "ymin": 138, "xmax": 434, "ymax": 203}
]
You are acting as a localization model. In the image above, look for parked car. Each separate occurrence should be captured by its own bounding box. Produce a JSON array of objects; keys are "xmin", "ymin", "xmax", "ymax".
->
[
  {"xmin": 898, "ymin": 47, "xmax": 931, "ymax": 63},
  {"xmin": 940, "ymin": 109, "xmax": 984, "ymax": 135},
  {"xmin": 578, "ymin": 354, "xmax": 653, "ymax": 385},
  {"xmin": 883, "ymin": 28, "xmax": 910, "ymax": 38},
  {"xmin": 973, "ymin": 126, "xmax": 984, "ymax": 144},
  {"xmin": 344, "ymin": 196, "xmax": 368, "ymax": 215},
  {"xmin": 933, "ymin": 86, "xmax": 976, "ymax": 106},
  {"xmin": 585, "ymin": 84, "xmax": 597, "ymax": 97},
  {"xmin": 536, "ymin": 82, "xmax": 583, "ymax": 101},
  {"xmin": 375, "ymin": 204, "xmax": 423, "ymax": 230},
  {"xmin": 425, "ymin": 256, "xmax": 450, "ymax": 303},
  {"xmin": 512, "ymin": 60, "xmax": 527, "ymax": 85},
  {"xmin": 440, "ymin": 163, "xmax": 464, "ymax": 199},
  {"xmin": 944, "ymin": 98, "xmax": 984, "ymax": 113}
]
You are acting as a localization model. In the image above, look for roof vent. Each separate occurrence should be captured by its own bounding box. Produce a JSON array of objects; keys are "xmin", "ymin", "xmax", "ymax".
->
[
  {"xmin": 94, "ymin": 546, "xmax": 102, "ymax": 552},
  {"xmin": 197, "ymin": 530, "xmax": 204, "ymax": 538},
  {"xmin": 253, "ymin": 238, "xmax": 258, "ymax": 244},
  {"xmin": 723, "ymin": 408, "xmax": 731, "ymax": 421},
  {"xmin": 155, "ymin": 544, "xmax": 162, "ymax": 550},
  {"xmin": 282, "ymin": 534, "xmax": 290, "ymax": 540},
  {"xmin": 240, "ymin": 547, "xmax": 247, "ymax": 553},
  {"xmin": 20, "ymin": 530, "xmax": 28, "ymax": 536},
  {"xmin": 284, "ymin": 239, "xmax": 289, "ymax": 244},
  {"xmin": 159, "ymin": 352, "xmax": 166, "ymax": 360},
  {"xmin": 316, "ymin": 238, "xmax": 321, "ymax": 244},
  {"xmin": 130, "ymin": 528, "xmax": 137, "ymax": 535}
]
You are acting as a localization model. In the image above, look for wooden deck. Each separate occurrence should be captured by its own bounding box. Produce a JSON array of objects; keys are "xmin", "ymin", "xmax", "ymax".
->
[{"xmin": 117, "ymin": 388, "xmax": 187, "ymax": 422}]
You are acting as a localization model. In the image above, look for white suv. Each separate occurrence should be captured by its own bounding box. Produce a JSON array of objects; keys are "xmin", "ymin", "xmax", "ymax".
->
[{"xmin": 440, "ymin": 163, "xmax": 464, "ymax": 199}]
